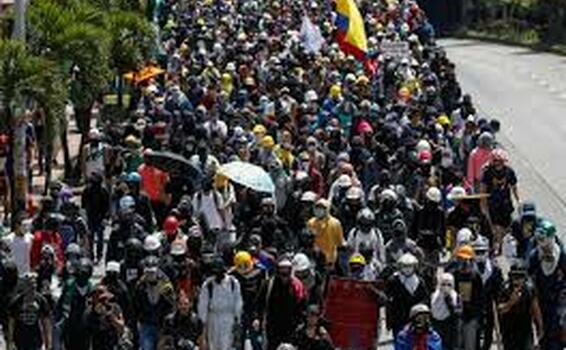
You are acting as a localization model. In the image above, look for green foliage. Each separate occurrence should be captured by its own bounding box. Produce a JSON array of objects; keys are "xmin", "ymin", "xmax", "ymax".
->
[
  {"xmin": 106, "ymin": 10, "xmax": 156, "ymax": 74},
  {"xmin": 0, "ymin": 39, "xmax": 66, "ymax": 129}
]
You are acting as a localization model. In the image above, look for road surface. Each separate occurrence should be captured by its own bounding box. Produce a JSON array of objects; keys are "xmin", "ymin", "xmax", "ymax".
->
[{"xmin": 441, "ymin": 38, "xmax": 566, "ymax": 236}]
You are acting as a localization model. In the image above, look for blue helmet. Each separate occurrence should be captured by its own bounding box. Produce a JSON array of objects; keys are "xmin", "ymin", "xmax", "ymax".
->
[{"xmin": 126, "ymin": 172, "xmax": 141, "ymax": 184}]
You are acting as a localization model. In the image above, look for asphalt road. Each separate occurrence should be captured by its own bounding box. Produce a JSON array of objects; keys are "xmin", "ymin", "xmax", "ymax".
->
[{"xmin": 441, "ymin": 38, "xmax": 566, "ymax": 237}]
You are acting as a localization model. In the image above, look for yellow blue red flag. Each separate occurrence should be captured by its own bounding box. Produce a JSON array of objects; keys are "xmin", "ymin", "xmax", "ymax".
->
[{"xmin": 334, "ymin": 0, "xmax": 368, "ymax": 60}]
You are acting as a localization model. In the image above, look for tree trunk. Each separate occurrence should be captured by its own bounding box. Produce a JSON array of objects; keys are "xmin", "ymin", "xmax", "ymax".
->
[
  {"xmin": 11, "ymin": 119, "xmax": 27, "ymax": 217},
  {"xmin": 61, "ymin": 122, "xmax": 73, "ymax": 180},
  {"xmin": 43, "ymin": 142, "xmax": 53, "ymax": 195},
  {"xmin": 71, "ymin": 106, "xmax": 92, "ymax": 183},
  {"xmin": 117, "ymin": 76, "xmax": 124, "ymax": 108}
]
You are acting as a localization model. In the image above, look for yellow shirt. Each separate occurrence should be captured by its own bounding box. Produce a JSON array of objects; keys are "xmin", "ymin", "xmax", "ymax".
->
[{"xmin": 308, "ymin": 216, "xmax": 344, "ymax": 264}]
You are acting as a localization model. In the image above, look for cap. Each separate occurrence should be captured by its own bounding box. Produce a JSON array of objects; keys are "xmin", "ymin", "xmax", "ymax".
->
[{"xmin": 106, "ymin": 261, "xmax": 121, "ymax": 273}]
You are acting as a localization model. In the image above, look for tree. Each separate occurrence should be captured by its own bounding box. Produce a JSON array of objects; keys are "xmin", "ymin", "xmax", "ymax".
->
[
  {"xmin": 28, "ymin": 0, "xmax": 112, "ymax": 179},
  {"xmin": 105, "ymin": 10, "xmax": 156, "ymax": 107},
  {"xmin": 0, "ymin": 39, "xmax": 66, "ymax": 215}
]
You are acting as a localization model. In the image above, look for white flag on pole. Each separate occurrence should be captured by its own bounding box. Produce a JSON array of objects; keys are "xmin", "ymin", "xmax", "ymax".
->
[{"xmin": 300, "ymin": 16, "xmax": 325, "ymax": 54}]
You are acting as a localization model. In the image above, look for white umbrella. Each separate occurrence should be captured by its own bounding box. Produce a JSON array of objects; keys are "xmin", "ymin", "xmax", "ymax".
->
[{"xmin": 219, "ymin": 161, "xmax": 275, "ymax": 193}]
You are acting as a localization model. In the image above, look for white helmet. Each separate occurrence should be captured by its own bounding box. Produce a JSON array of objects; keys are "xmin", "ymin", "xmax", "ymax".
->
[
  {"xmin": 88, "ymin": 128, "xmax": 101, "ymax": 140},
  {"xmin": 144, "ymin": 235, "xmax": 161, "ymax": 252},
  {"xmin": 456, "ymin": 228, "xmax": 474, "ymax": 246},
  {"xmin": 304, "ymin": 90, "xmax": 318, "ymax": 103},
  {"xmin": 416, "ymin": 139, "xmax": 431, "ymax": 153},
  {"xmin": 409, "ymin": 303, "xmax": 431, "ymax": 319},
  {"xmin": 292, "ymin": 253, "xmax": 311, "ymax": 272},
  {"xmin": 398, "ymin": 253, "xmax": 418, "ymax": 266},
  {"xmin": 426, "ymin": 187, "xmax": 442, "ymax": 203},
  {"xmin": 447, "ymin": 186, "xmax": 466, "ymax": 201},
  {"xmin": 380, "ymin": 189, "xmax": 398, "ymax": 202}
]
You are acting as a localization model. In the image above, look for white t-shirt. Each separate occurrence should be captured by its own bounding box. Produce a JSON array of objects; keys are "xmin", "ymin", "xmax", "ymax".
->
[
  {"xmin": 193, "ymin": 191, "xmax": 225, "ymax": 231},
  {"xmin": 3, "ymin": 232, "xmax": 34, "ymax": 276}
]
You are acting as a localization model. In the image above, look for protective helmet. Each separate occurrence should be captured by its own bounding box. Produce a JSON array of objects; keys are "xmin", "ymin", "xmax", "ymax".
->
[
  {"xmin": 447, "ymin": 186, "xmax": 466, "ymax": 201},
  {"xmin": 416, "ymin": 139, "xmax": 431, "ymax": 153},
  {"xmin": 300, "ymin": 191, "xmax": 317, "ymax": 203},
  {"xmin": 380, "ymin": 189, "xmax": 398, "ymax": 202},
  {"xmin": 329, "ymin": 84, "xmax": 341, "ymax": 98},
  {"xmin": 304, "ymin": 90, "xmax": 318, "ymax": 102},
  {"xmin": 397, "ymin": 253, "xmax": 418, "ymax": 266},
  {"xmin": 437, "ymin": 115, "xmax": 451, "ymax": 127},
  {"xmin": 253, "ymin": 124, "xmax": 266, "ymax": 135},
  {"xmin": 65, "ymin": 243, "xmax": 81, "ymax": 257},
  {"xmin": 426, "ymin": 187, "xmax": 442, "ymax": 203},
  {"xmin": 349, "ymin": 253, "xmax": 367, "ymax": 265},
  {"xmin": 126, "ymin": 172, "xmax": 141, "ymax": 184},
  {"xmin": 455, "ymin": 245, "xmax": 475, "ymax": 260},
  {"xmin": 409, "ymin": 304, "xmax": 431, "ymax": 319},
  {"xmin": 234, "ymin": 251, "xmax": 253, "ymax": 270},
  {"xmin": 472, "ymin": 235, "xmax": 490, "ymax": 252},
  {"xmin": 456, "ymin": 228, "xmax": 474, "ymax": 246},
  {"xmin": 292, "ymin": 253, "xmax": 312, "ymax": 272},
  {"xmin": 144, "ymin": 235, "xmax": 162, "ymax": 252},
  {"xmin": 346, "ymin": 186, "xmax": 364, "ymax": 201},
  {"xmin": 119, "ymin": 196, "xmax": 136, "ymax": 211},
  {"xmin": 170, "ymin": 241, "xmax": 187, "ymax": 256},
  {"xmin": 261, "ymin": 135, "xmax": 275, "ymax": 149},
  {"xmin": 357, "ymin": 208, "xmax": 375, "ymax": 225},
  {"xmin": 477, "ymin": 132, "xmax": 494, "ymax": 148},
  {"xmin": 536, "ymin": 219, "xmax": 556, "ymax": 238},
  {"xmin": 163, "ymin": 216, "xmax": 180, "ymax": 234},
  {"xmin": 126, "ymin": 237, "xmax": 143, "ymax": 251}
]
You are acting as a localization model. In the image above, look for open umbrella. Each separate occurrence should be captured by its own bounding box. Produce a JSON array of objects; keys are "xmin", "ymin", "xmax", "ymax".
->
[
  {"xmin": 143, "ymin": 151, "xmax": 203, "ymax": 181},
  {"xmin": 123, "ymin": 65, "xmax": 165, "ymax": 85},
  {"xmin": 219, "ymin": 161, "xmax": 275, "ymax": 193}
]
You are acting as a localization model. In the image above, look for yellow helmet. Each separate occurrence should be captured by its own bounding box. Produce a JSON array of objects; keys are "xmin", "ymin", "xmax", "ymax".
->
[
  {"xmin": 437, "ymin": 114, "xmax": 451, "ymax": 127},
  {"xmin": 253, "ymin": 124, "xmax": 266, "ymax": 135},
  {"xmin": 330, "ymin": 84, "xmax": 342, "ymax": 98},
  {"xmin": 234, "ymin": 251, "xmax": 253, "ymax": 272},
  {"xmin": 261, "ymin": 135, "xmax": 275, "ymax": 149},
  {"xmin": 349, "ymin": 253, "xmax": 367, "ymax": 265}
]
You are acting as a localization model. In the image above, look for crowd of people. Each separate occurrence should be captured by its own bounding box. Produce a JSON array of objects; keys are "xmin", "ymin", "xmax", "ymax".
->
[{"xmin": 1, "ymin": 0, "xmax": 565, "ymax": 349}]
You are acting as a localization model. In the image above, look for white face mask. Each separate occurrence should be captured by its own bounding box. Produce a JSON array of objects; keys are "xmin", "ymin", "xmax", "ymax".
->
[
  {"xmin": 440, "ymin": 285, "xmax": 453, "ymax": 294},
  {"xmin": 401, "ymin": 266, "xmax": 415, "ymax": 276},
  {"xmin": 314, "ymin": 208, "xmax": 326, "ymax": 219}
]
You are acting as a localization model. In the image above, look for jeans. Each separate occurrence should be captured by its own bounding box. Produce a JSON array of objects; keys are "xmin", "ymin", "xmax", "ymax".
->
[
  {"xmin": 139, "ymin": 323, "xmax": 158, "ymax": 350},
  {"xmin": 461, "ymin": 318, "xmax": 479, "ymax": 350}
]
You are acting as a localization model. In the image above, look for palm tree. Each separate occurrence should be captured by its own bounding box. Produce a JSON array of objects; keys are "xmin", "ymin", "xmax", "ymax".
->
[
  {"xmin": 0, "ymin": 39, "xmax": 66, "ymax": 215},
  {"xmin": 28, "ymin": 0, "xmax": 112, "ymax": 180}
]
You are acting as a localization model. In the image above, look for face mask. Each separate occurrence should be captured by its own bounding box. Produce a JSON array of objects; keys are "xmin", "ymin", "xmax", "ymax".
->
[
  {"xmin": 401, "ymin": 266, "xmax": 414, "ymax": 276},
  {"xmin": 440, "ymin": 285, "xmax": 453, "ymax": 294},
  {"xmin": 413, "ymin": 318, "xmax": 430, "ymax": 332},
  {"xmin": 314, "ymin": 208, "xmax": 326, "ymax": 219}
]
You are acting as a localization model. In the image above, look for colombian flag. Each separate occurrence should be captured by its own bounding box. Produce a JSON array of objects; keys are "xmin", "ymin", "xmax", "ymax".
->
[{"xmin": 334, "ymin": 0, "xmax": 368, "ymax": 61}]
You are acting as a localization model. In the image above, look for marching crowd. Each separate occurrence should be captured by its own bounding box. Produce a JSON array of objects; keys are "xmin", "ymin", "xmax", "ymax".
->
[{"xmin": 0, "ymin": 0, "xmax": 565, "ymax": 350}]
